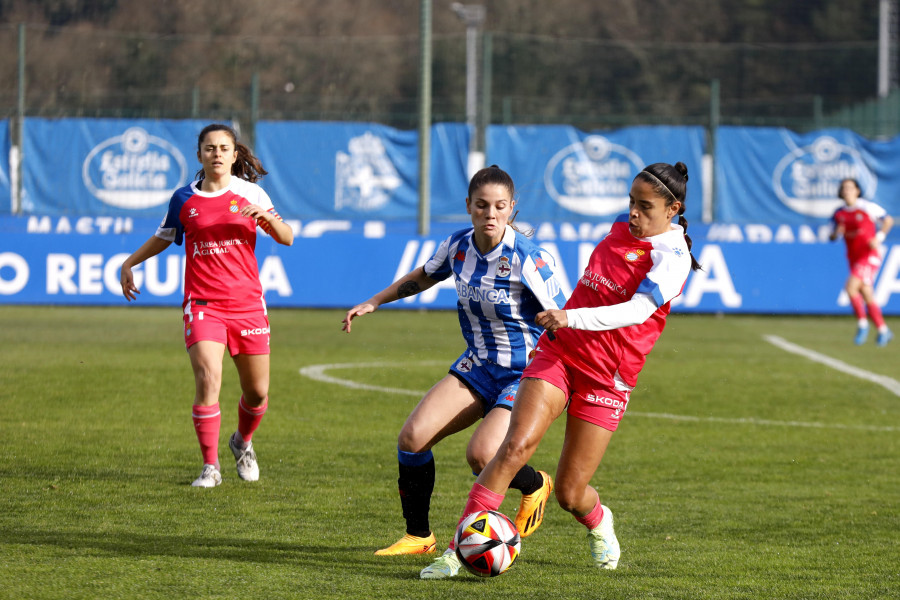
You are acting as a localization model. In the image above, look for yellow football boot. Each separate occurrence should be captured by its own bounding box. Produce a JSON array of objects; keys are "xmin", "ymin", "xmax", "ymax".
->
[
  {"xmin": 374, "ymin": 532, "xmax": 437, "ymax": 556},
  {"xmin": 515, "ymin": 470, "xmax": 553, "ymax": 537}
]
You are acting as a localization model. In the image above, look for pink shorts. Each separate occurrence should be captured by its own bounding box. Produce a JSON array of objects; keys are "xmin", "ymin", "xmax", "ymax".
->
[
  {"xmin": 850, "ymin": 257, "xmax": 882, "ymax": 286},
  {"xmin": 523, "ymin": 343, "xmax": 632, "ymax": 432},
  {"xmin": 183, "ymin": 301, "xmax": 270, "ymax": 356}
]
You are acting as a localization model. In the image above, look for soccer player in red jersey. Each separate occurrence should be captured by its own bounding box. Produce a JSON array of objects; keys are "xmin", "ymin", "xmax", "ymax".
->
[
  {"xmin": 829, "ymin": 178, "xmax": 894, "ymax": 346},
  {"xmin": 420, "ymin": 162, "xmax": 700, "ymax": 578},
  {"xmin": 120, "ymin": 124, "xmax": 294, "ymax": 487}
]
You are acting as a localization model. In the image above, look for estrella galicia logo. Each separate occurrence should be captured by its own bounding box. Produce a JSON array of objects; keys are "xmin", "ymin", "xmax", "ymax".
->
[
  {"xmin": 544, "ymin": 135, "xmax": 644, "ymax": 216},
  {"xmin": 335, "ymin": 132, "xmax": 402, "ymax": 212},
  {"xmin": 82, "ymin": 127, "xmax": 189, "ymax": 210},
  {"xmin": 772, "ymin": 136, "xmax": 874, "ymax": 218}
]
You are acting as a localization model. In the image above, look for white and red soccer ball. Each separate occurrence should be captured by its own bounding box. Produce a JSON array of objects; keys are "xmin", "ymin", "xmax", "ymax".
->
[{"xmin": 454, "ymin": 510, "xmax": 521, "ymax": 577}]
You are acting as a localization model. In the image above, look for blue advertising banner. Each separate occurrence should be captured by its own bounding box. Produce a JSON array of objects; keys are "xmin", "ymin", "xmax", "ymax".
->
[
  {"xmin": 715, "ymin": 127, "xmax": 900, "ymax": 224},
  {"xmin": 255, "ymin": 121, "xmax": 470, "ymax": 221},
  {"xmin": 256, "ymin": 121, "xmax": 416, "ymax": 220},
  {"xmin": 0, "ymin": 120, "xmax": 10, "ymax": 213},
  {"xmin": 21, "ymin": 118, "xmax": 212, "ymax": 217},
  {"xmin": 2, "ymin": 215, "xmax": 899, "ymax": 316},
  {"xmin": 486, "ymin": 125, "xmax": 706, "ymax": 223}
]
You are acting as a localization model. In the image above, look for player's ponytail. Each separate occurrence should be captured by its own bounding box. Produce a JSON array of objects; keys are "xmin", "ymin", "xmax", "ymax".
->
[
  {"xmin": 231, "ymin": 140, "xmax": 268, "ymax": 183},
  {"xmin": 195, "ymin": 123, "xmax": 268, "ymax": 183},
  {"xmin": 638, "ymin": 162, "xmax": 701, "ymax": 271}
]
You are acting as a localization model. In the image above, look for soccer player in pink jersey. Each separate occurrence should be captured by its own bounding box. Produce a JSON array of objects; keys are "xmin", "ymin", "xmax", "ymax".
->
[
  {"xmin": 829, "ymin": 178, "xmax": 894, "ymax": 346},
  {"xmin": 120, "ymin": 123, "xmax": 294, "ymax": 488},
  {"xmin": 420, "ymin": 162, "xmax": 700, "ymax": 579}
]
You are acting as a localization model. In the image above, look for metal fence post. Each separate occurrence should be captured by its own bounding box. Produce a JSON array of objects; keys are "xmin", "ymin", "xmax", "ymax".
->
[{"xmin": 418, "ymin": 0, "xmax": 432, "ymax": 236}]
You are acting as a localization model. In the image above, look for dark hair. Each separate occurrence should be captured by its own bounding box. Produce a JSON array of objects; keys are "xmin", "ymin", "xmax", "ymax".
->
[
  {"xmin": 467, "ymin": 164, "xmax": 526, "ymax": 232},
  {"xmin": 838, "ymin": 178, "xmax": 861, "ymax": 200},
  {"xmin": 468, "ymin": 164, "xmax": 515, "ymax": 199},
  {"xmin": 636, "ymin": 161, "xmax": 701, "ymax": 271},
  {"xmin": 195, "ymin": 123, "xmax": 268, "ymax": 183}
]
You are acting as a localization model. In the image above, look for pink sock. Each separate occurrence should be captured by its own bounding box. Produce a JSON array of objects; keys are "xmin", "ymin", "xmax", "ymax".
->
[
  {"xmin": 237, "ymin": 396, "xmax": 268, "ymax": 444},
  {"xmin": 867, "ymin": 302, "xmax": 886, "ymax": 329},
  {"xmin": 448, "ymin": 483, "xmax": 505, "ymax": 551},
  {"xmin": 574, "ymin": 490, "xmax": 604, "ymax": 530},
  {"xmin": 192, "ymin": 403, "xmax": 221, "ymax": 468},
  {"xmin": 849, "ymin": 294, "xmax": 866, "ymax": 321}
]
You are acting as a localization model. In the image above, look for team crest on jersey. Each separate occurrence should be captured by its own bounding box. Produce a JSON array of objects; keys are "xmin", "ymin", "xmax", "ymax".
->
[
  {"xmin": 624, "ymin": 249, "xmax": 645, "ymax": 262},
  {"xmin": 496, "ymin": 256, "xmax": 512, "ymax": 278},
  {"xmin": 229, "ymin": 199, "xmax": 240, "ymax": 214},
  {"xmin": 457, "ymin": 357, "xmax": 473, "ymax": 373}
]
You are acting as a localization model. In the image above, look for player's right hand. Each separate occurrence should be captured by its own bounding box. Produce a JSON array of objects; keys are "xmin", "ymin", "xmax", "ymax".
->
[{"xmin": 342, "ymin": 303, "xmax": 376, "ymax": 332}]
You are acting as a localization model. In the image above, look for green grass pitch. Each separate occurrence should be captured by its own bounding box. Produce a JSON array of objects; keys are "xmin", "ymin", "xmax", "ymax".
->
[{"xmin": 0, "ymin": 306, "xmax": 898, "ymax": 599}]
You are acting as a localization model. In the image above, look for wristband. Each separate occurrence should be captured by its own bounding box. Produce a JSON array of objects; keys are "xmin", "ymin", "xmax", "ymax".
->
[{"xmin": 875, "ymin": 231, "xmax": 886, "ymax": 244}]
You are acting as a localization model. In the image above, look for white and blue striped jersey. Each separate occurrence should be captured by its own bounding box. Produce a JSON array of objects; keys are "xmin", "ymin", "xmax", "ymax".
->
[{"xmin": 423, "ymin": 225, "xmax": 567, "ymax": 371}]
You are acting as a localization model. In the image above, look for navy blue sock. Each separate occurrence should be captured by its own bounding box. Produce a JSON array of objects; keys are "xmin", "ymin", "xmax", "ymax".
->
[{"xmin": 397, "ymin": 449, "xmax": 435, "ymax": 538}]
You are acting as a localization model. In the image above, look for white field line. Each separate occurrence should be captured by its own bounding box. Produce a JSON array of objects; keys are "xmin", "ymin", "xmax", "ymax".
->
[
  {"xmin": 298, "ymin": 361, "xmax": 445, "ymax": 397},
  {"xmin": 299, "ymin": 359, "xmax": 900, "ymax": 433},
  {"xmin": 763, "ymin": 334, "xmax": 900, "ymax": 398}
]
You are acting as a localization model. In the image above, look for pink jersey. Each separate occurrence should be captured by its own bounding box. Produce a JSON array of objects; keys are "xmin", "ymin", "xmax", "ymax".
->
[
  {"xmin": 832, "ymin": 199, "xmax": 887, "ymax": 265},
  {"xmin": 546, "ymin": 216, "xmax": 692, "ymax": 387},
  {"xmin": 155, "ymin": 177, "xmax": 282, "ymax": 313}
]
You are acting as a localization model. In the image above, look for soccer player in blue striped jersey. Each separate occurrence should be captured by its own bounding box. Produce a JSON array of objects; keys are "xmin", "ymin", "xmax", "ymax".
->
[{"xmin": 343, "ymin": 165, "xmax": 567, "ymax": 558}]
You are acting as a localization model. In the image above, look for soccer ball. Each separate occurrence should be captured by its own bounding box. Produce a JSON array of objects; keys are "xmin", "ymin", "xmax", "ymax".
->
[{"xmin": 454, "ymin": 510, "xmax": 521, "ymax": 577}]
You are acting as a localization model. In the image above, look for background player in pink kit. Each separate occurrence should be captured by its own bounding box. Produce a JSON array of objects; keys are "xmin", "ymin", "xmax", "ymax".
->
[
  {"xmin": 120, "ymin": 123, "xmax": 294, "ymax": 487},
  {"xmin": 420, "ymin": 162, "xmax": 700, "ymax": 579},
  {"xmin": 829, "ymin": 178, "xmax": 894, "ymax": 346}
]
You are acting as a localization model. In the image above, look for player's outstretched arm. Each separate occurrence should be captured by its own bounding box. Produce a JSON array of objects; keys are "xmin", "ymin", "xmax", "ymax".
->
[
  {"xmin": 120, "ymin": 235, "xmax": 173, "ymax": 301},
  {"xmin": 342, "ymin": 267, "xmax": 437, "ymax": 333}
]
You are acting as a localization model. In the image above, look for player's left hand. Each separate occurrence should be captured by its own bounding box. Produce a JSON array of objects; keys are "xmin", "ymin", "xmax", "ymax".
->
[{"xmin": 535, "ymin": 309, "xmax": 568, "ymax": 332}]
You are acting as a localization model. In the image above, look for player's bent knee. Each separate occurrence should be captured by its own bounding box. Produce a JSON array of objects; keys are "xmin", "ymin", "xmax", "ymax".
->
[
  {"xmin": 553, "ymin": 480, "xmax": 590, "ymax": 514},
  {"xmin": 397, "ymin": 431, "xmax": 429, "ymax": 454},
  {"xmin": 466, "ymin": 451, "xmax": 489, "ymax": 474},
  {"xmin": 495, "ymin": 437, "xmax": 535, "ymax": 471}
]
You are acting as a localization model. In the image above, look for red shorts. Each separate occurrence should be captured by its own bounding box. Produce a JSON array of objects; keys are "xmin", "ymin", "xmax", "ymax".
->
[
  {"xmin": 850, "ymin": 256, "xmax": 882, "ymax": 286},
  {"xmin": 523, "ymin": 342, "xmax": 632, "ymax": 432},
  {"xmin": 182, "ymin": 301, "xmax": 270, "ymax": 356}
]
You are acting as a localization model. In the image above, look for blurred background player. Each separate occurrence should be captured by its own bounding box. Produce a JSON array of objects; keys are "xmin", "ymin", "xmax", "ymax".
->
[
  {"xmin": 343, "ymin": 165, "xmax": 566, "ymax": 557},
  {"xmin": 420, "ymin": 162, "xmax": 699, "ymax": 579},
  {"xmin": 829, "ymin": 178, "xmax": 894, "ymax": 346},
  {"xmin": 120, "ymin": 123, "xmax": 294, "ymax": 487}
]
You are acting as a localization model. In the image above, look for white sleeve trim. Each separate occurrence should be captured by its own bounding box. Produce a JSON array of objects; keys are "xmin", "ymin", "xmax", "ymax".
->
[{"xmin": 565, "ymin": 293, "xmax": 659, "ymax": 331}]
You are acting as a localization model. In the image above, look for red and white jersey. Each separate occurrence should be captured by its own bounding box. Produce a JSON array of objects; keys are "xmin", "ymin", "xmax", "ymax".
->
[
  {"xmin": 155, "ymin": 177, "xmax": 283, "ymax": 313},
  {"xmin": 832, "ymin": 199, "xmax": 887, "ymax": 265},
  {"xmin": 546, "ymin": 215, "xmax": 692, "ymax": 387}
]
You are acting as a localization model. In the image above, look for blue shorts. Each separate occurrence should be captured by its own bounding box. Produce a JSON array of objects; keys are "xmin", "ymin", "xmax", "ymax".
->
[{"xmin": 448, "ymin": 350, "xmax": 522, "ymax": 413}]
